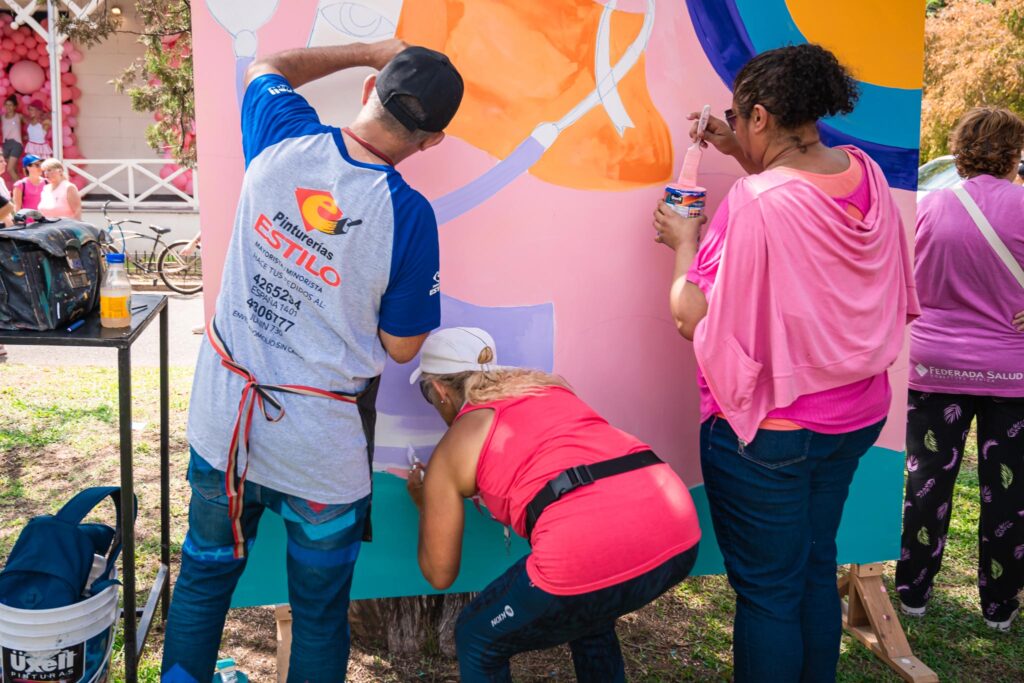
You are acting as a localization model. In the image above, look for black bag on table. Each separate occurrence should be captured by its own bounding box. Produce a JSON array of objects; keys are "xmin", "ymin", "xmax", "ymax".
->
[{"xmin": 0, "ymin": 219, "xmax": 106, "ymax": 331}]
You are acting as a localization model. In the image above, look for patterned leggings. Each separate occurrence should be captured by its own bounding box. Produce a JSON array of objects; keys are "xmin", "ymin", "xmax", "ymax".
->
[{"xmin": 896, "ymin": 391, "xmax": 1024, "ymax": 622}]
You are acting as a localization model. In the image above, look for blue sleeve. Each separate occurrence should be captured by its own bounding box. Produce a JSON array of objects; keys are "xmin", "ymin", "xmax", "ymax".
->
[
  {"xmin": 379, "ymin": 181, "xmax": 441, "ymax": 337},
  {"xmin": 241, "ymin": 74, "xmax": 327, "ymax": 167}
]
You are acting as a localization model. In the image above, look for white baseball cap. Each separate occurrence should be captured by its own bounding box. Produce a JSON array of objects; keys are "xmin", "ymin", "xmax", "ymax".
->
[{"xmin": 408, "ymin": 327, "xmax": 502, "ymax": 384}]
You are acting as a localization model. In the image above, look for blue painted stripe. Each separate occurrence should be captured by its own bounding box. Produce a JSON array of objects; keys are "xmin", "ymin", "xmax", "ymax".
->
[
  {"xmin": 734, "ymin": 0, "xmax": 805, "ymax": 48},
  {"xmin": 287, "ymin": 537, "xmax": 362, "ymax": 568},
  {"xmin": 685, "ymin": 0, "xmax": 755, "ymax": 87}
]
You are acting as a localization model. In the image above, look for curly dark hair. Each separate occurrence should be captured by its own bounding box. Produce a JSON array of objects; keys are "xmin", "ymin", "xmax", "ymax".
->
[
  {"xmin": 950, "ymin": 107, "xmax": 1024, "ymax": 179},
  {"xmin": 733, "ymin": 44, "xmax": 859, "ymax": 130}
]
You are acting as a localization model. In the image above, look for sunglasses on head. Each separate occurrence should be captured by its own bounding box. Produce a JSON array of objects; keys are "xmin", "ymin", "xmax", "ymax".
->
[{"xmin": 419, "ymin": 379, "xmax": 432, "ymax": 404}]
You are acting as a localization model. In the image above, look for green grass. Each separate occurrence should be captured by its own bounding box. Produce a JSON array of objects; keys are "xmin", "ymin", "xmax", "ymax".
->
[{"xmin": 1, "ymin": 364, "xmax": 1021, "ymax": 682}]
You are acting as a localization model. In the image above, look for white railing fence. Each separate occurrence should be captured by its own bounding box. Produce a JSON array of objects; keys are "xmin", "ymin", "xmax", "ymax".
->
[{"xmin": 65, "ymin": 158, "xmax": 199, "ymax": 211}]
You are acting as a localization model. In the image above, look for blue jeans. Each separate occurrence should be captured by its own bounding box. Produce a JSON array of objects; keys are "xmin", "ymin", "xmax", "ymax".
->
[
  {"xmin": 162, "ymin": 449, "xmax": 369, "ymax": 683},
  {"xmin": 454, "ymin": 545, "xmax": 698, "ymax": 682},
  {"xmin": 700, "ymin": 417, "xmax": 885, "ymax": 683}
]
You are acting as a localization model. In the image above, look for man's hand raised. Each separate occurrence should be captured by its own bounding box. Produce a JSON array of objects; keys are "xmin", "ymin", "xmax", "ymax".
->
[{"xmin": 366, "ymin": 39, "xmax": 410, "ymax": 71}]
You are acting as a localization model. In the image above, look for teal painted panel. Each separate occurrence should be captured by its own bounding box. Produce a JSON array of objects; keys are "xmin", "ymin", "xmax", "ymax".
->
[
  {"xmin": 232, "ymin": 474, "xmax": 530, "ymax": 607},
  {"xmin": 232, "ymin": 446, "xmax": 903, "ymax": 606}
]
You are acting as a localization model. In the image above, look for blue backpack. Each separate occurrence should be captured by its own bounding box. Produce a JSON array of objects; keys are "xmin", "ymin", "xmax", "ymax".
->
[{"xmin": 0, "ymin": 487, "xmax": 135, "ymax": 610}]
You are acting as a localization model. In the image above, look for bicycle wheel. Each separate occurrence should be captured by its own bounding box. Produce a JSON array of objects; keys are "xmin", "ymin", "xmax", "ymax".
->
[{"xmin": 158, "ymin": 239, "xmax": 203, "ymax": 294}]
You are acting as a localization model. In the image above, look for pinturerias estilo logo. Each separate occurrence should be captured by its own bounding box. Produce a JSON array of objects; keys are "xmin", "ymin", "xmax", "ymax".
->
[{"xmin": 294, "ymin": 188, "xmax": 363, "ymax": 236}]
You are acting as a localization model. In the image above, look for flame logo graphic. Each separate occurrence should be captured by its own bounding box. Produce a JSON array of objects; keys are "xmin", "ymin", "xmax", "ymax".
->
[{"xmin": 295, "ymin": 188, "xmax": 344, "ymax": 235}]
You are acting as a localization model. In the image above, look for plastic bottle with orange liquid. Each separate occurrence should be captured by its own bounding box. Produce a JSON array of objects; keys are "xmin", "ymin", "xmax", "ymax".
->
[{"xmin": 100, "ymin": 253, "xmax": 132, "ymax": 328}]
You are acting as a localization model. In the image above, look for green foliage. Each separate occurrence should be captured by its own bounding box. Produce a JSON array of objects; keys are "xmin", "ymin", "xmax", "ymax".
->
[
  {"xmin": 921, "ymin": 0, "xmax": 1024, "ymax": 162},
  {"xmin": 58, "ymin": 1, "xmax": 195, "ymax": 167}
]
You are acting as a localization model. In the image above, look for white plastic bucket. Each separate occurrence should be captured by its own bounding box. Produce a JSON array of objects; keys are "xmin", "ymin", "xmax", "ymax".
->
[{"xmin": 0, "ymin": 555, "xmax": 118, "ymax": 683}]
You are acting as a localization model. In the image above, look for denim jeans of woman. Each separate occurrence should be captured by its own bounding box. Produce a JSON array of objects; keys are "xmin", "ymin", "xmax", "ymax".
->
[
  {"xmin": 700, "ymin": 416, "xmax": 885, "ymax": 683},
  {"xmin": 161, "ymin": 450, "xmax": 369, "ymax": 683}
]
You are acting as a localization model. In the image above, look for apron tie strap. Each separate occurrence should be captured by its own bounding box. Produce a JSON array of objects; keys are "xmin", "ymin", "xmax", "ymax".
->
[{"xmin": 206, "ymin": 318, "xmax": 359, "ymax": 559}]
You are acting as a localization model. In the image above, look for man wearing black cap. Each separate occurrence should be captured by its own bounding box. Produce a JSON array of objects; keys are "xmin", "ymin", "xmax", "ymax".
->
[{"xmin": 162, "ymin": 40, "xmax": 463, "ymax": 682}]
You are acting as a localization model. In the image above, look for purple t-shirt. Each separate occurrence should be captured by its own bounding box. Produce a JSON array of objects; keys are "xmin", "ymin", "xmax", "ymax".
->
[{"xmin": 910, "ymin": 175, "xmax": 1024, "ymax": 396}]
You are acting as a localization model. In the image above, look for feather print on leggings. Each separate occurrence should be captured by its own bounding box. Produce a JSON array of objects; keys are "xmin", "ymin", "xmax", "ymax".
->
[
  {"xmin": 995, "ymin": 521, "xmax": 1014, "ymax": 538},
  {"xmin": 943, "ymin": 404, "xmax": 962, "ymax": 424},
  {"xmin": 981, "ymin": 439, "xmax": 998, "ymax": 460},
  {"xmin": 936, "ymin": 502, "xmax": 949, "ymax": 520},
  {"xmin": 981, "ymin": 486, "xmax": 993, "ymax": 503},
  {"xmin": 917, "ymin": 478, "xmax": 936, "ymax": 498},
  {"xmin": 1009, "ymin": 420, "xmax": 1024, "ymax": 438},
  {"xmin": 907, "ymin": 455, "xmax": 919, "ymax": 472},
  {"xmin": 942, "ymin": 447, "xmax": 959, "ymax": 471}
]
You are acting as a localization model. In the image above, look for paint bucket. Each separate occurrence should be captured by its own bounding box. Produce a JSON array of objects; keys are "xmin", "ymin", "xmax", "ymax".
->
[
  {"xmin": 0, "ymin": 555, "xmax": 118, "ymax": 683},
  {"xmin": 665, "ymin": 185, "xmax": 707, "ymax": 217}
]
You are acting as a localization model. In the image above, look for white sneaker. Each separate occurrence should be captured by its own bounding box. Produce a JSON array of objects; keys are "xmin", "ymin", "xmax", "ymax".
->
[
  {"xmin": 985, "ymin": 608, "xmax": 1018, "ymax": 632},
  {"xmin": 900, "ymin": 602, "xmax": 927, "ymax": 618}
]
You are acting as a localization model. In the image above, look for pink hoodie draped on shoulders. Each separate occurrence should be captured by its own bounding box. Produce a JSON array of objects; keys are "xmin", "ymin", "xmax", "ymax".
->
[{"xmin": 693, "ymin": 147, "xmax": 920, "ymax": 442}]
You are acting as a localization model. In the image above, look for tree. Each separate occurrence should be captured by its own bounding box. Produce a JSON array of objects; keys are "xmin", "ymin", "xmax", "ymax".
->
[
  {"xmin": 58, "ymin": 0, "xmax": 195, "ymax": 167},
  {"xmin": 921, "ymin": 0, "xmax": 1024, "ymax": 161}
]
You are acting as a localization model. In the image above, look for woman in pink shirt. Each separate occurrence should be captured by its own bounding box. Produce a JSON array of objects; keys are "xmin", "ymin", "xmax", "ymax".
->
[
  {"xmin": 896, "ymin": 107, "xmax": 1024, "ymax": 632},
  {"xmin": 407, "ymin": 328, "xmax": 700, "ymax": 682},
  {"xmin": 12, "ymin": 154, "xmax": 44, "ymax": 212},
  {"xmin": 38, "ymin": 158, "xmax": 82, "ymax": 220},
  {"xmin": 653, "ymin": 45, "xmax": 917, "ymax": 682}
]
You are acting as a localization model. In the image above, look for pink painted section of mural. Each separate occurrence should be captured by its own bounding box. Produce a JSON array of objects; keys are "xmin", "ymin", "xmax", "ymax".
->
[{"xmin": 191, "ymin": 0, "xmax": 913, "ymax": 489}]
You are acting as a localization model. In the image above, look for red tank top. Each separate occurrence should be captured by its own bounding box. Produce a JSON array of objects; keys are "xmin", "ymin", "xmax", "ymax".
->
[{"xmin": 459, "ymin": 386, "xmax": 701, "ymax": 596}]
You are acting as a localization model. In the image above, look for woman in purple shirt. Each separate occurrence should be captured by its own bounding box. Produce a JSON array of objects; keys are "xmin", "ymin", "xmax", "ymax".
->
[{"xmin": 897, "ymin": 107, "xmax": 1024, "ymax": 632}]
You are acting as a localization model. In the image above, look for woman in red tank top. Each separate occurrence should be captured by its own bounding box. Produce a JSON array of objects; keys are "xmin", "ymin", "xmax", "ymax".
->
[{"xmin": 406, "ymin": 327, "xmax": 701, "ymax": 682}]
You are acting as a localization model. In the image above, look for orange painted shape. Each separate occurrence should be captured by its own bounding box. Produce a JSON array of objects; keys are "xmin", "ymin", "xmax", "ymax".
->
[
  {"xmin": 786, "ymin": 0, "xmax": 925, "ymax": 90},
  {"xmin": 397, "ymin": 0, "xmax": 672, "ymax": 190}
]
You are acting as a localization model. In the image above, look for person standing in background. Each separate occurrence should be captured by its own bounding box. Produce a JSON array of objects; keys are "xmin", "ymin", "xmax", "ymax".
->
[
  {"xmin": 38, "ymin": 158, "xmax": 82, "ymax": 220},
  {"xmin": 23, "ymin": 100, "xmax": 51, "ymax": 159},
  {"xmin": 896, "ymin": 106, "xmax": 1024, "ymax": 633},
  {"xmin": 2, "ymin": 96, "xmax": 23, "ymax": 182},
  {"xmin": 13, "ymin": 155, "xmax": 44, "ymax": 212}
]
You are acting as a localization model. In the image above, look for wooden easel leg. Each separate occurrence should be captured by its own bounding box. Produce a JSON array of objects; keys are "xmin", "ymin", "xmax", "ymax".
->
[
  {"xmin": 840, "ymin": 564, "xmax": 939, "ymax": 683},
  {"xmin": 275, "ymin": 604, "xmax": 293, "ymax": 683}
]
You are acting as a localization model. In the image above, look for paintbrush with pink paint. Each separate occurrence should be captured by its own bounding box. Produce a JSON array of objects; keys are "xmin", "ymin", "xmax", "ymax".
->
[{"xmin": 664, "ymin": 104, "xmax": 711, "ymax": 218}]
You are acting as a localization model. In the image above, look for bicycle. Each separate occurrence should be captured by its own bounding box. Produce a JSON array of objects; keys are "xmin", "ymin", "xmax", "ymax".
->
[{"xmin": 101, "ymin": 200, "xmax": 203, "ymax": 295}]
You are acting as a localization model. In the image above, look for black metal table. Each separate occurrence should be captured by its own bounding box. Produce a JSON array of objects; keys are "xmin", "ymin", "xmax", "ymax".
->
[{"xmin": 0, "ymin": 293, "xmax": 170, "ymax": 682}]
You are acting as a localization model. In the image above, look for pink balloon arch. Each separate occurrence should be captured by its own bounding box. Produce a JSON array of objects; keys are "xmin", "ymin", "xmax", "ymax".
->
[{"xmin": 0, "ymin": 13, "xmax": 86, "ymax": 188}]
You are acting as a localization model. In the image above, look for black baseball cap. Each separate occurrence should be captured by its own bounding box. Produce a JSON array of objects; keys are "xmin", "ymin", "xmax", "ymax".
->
[{"xmin": 375, "ymin": 47, "xmax": 464, "ymax": 133}]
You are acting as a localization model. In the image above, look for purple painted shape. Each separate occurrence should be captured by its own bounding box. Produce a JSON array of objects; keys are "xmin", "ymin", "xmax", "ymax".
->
[
  {"xmin": 373, "ymin": 293, "xmax": 555, "ymax": 468},
  {"xmin": 431, "ymin": 136, "xmax": 546, "ymax": 226},
  {"xmin": 236, "ymin": 56, "xmax": 254, "ymax": 108}
]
